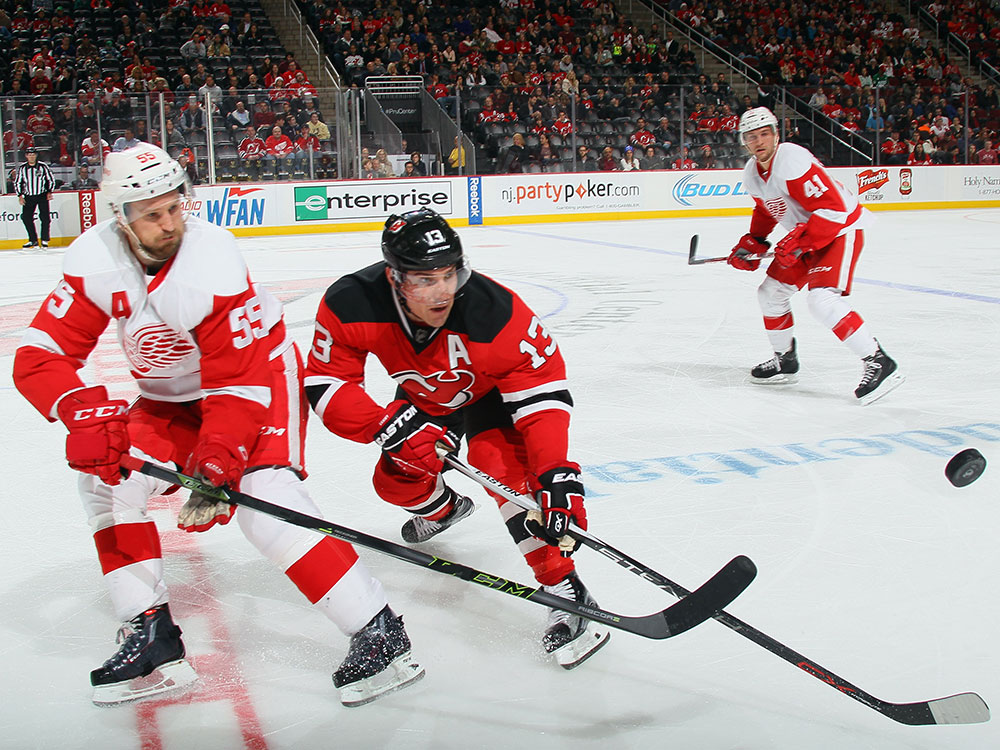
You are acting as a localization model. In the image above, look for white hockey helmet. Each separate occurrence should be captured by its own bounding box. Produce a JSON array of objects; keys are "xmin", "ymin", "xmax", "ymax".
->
[
  {"xmin": 101, "ymin": 144, "xmax": 189, "ymax": 220},
  {"xmin": 738, "ymin": 106, "xmax": 779, "ymax": 144}
]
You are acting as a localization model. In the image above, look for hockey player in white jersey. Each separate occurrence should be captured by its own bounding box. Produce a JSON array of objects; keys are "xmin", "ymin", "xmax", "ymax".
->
[
  {"xmin": 12, "ymin": 145, "xmax": 423, "ymax": 707},
  {"xmin": 726, "ymin": 107, "xmax": 904, "ymax": 404}
]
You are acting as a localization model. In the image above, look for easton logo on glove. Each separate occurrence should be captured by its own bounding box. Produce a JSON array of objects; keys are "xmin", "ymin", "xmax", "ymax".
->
[
  {"xmin": 550, "ymin": 470, "xmax": 581, "ymax": 484},
  {"xmin": 373, "ymin": 404, "xmax": 420, "ymax": 448},
  {"xmin": 372, "ymin": 400, "xmax": 458, "ymax": 478}
]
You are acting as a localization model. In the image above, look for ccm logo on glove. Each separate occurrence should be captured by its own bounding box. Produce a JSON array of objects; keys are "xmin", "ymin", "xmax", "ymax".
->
[{"xmin": 67, "ymin": 404, "xmax": 128, "ymax": 421}]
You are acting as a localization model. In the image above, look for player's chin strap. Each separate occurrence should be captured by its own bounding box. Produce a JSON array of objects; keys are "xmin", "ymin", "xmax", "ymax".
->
[
  {"xmin": 388, "ymin": 283, "xmax": 438, "ymax": 343},
  {"xmin": 116, "ymin": 218, "xmax": 170, "ymax": 269},
  {"xmin": 115, "ymin": 202, "xmax": 189, "ymax": 268}
]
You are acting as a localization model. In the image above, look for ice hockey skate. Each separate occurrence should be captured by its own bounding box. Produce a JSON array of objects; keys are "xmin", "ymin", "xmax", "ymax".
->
[
  {"xmin": 749, "ymin": 338, "xmax": 800, "ymax": 384},
  {"xmin": 542, "ymin": 572, "xmax": 611, "ymax": 669},
  {"xmin": 855, "ymin": 342, "xmax": 904, "ymax": 405},
  {"xmin": 90, "ymin": 603, "xmax": 197, "ymax": 706},
  {"xmin": 400, "ymin": 488, "xmax": 476, "ymax": 544},
  {"xmin": 333, "ymin": 605, "xmax": 424, "ymax": 706}
]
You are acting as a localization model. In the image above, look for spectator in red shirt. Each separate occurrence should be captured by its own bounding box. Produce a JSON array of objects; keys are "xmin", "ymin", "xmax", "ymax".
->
[
  {"xmin": 908, "ymin": 141, "xmax": 934, "ymax": 165},
  {"xmin": 978, "ymin": 140, "xmax": 998, "ymax": 165},
  {"xmin": 598, "ymin": 145, "xmax": 617, "ymax": 171},
  {"xmin": 672, "ymin": 147, "xmax": 697, "ymax": 170},
  {"xmin": 210, "ymin": 0, "xmax": 231, "ymax": 19},
  {"xmin": 27, "ymin": 105, "xmax": 55, "ymax": 134},
  {"xmin": 238, "ymin": 125, "xmax": 266, "ymax": 177},
  {"xmin": 29, "ymin": 68, "xmax": 53, "ymax": 95},
  {"xmin": 496, "ymin": 33, "xmax": 516, "ymax": 56},
  {"xmin": 54, "ymin": 130, "xmax": 75, "ymax": 167},
  {"xmin": 263, "ymin": 124, "xmax": 294, "ymax": 175},
  {"xmin": 841, "ymin": 112, "xmax": 862, "ymax": 134},
  {"xmin": 551, "ymin": 110, "xmax": 573, "ymax": 136},
  {"xmin": 79, "ymin": 130, "xmax": 109, "ymax": 166},
  {"xmin": 881, "ymin": 130, "xmax": 909, "ymax": 165},
  {"xmin": 252, "ymin": 100, "xmax": 276, "ymax": 130},
  {"xmin": 718, "ymin": 105, "xmax": 740, "ymax": 132},
  {"xmin": 697, "ymin": 106, "xmax": 722, "ymax": 132},
  {"xmin": 630, "ymin": 117, "xmax": 656, "ymax": 147},
  {"xmin": 294, "ymin": 123, "xmax": 321, "ymax": 172},
  {"xmin": 3, "ymin": 129, "xmax": 34, "ymax": 156}
]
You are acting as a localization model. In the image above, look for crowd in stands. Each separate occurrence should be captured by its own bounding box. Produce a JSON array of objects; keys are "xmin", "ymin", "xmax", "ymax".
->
[
  {"xmin": 3, "ymin": 0, "xmax": 1000, "ymax": 183},
  {"xmin": 663, "ymin": 0, "xmax": 1000, "ymax": 165},
  {"xmin": 299, "ymin": 0, "xmax": 756, "ymax": 171},
  {"xmin": 296, "ymin": 0, "xmax": 1000, "ymax": 172},
  {"xmin": 0, "ymin": 0, "xmax": 337, "ymax": 184},
  {"xmin": 915, "ymin": 0, "xmax": 1000, "ymax": 76}
]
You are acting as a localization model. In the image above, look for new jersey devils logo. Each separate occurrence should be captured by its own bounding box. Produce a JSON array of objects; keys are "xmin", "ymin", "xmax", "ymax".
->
[
  {"xmin": 392, "ymin": 369, "xmax": 476, "ymax": 409},
  {"xmin": 123, "ymin": 323, "xmax": 197, "ymax": 374},
  {"xmin": 763, "ymin": 197, "xmax": 787, "ymax": 222}
]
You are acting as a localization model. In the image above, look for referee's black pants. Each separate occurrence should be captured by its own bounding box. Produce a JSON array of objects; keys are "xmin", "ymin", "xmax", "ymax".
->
[{"xmin": 22, "ymin": 194, "xmax": 50, "ymax": 244}]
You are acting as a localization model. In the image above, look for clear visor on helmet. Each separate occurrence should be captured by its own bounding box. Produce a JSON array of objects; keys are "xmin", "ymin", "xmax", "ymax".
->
[
  {"xmin": 120, "ymin": 183, "xmax": 190, "ymax": 227},
  {"xmin": 741, "ymin": 125, "xmax": 776, "ymax": 147},
  {"xmin": 390, "ymin": 261, "xmax": 471, "ymax": 305}
]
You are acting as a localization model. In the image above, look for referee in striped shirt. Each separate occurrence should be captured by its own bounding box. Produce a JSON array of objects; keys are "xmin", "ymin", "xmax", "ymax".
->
[{"xmin": 14, "ymin": 146, "xmax": 56, "ymax": 249}]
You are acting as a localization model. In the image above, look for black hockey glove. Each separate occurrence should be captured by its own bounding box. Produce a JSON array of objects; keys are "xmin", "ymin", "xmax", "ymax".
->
[{"xmin": 526, "ymin": 463, "xmax": 587, "ymax": 556}]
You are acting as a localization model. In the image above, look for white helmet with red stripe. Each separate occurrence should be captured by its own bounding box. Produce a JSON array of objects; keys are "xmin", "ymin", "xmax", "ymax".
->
[
  {"xmin": 101, "ymin": 144, "xmax": 189, "ymax": 219},
  {"xmin": 738, "ymin": 107, "xmax": 778, "ymax": 145}
]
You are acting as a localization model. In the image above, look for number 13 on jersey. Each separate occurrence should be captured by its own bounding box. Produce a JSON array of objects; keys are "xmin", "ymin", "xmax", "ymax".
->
[{"xmin": 519, "ymin": 316, "xmax": 557, "ymax": 369}]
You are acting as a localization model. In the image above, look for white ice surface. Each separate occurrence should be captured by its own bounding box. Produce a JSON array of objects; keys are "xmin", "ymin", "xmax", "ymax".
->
[{"xmin": 1, "ymin": 209, "xmax": 999, "ymax": 749}]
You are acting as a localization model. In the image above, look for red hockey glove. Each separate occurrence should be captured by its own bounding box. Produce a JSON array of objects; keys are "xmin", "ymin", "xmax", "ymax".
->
[
  {"xmin": 56, "ymin": 386, "xmax": 130, "ymax": 486},
  {"xmin": 727, "ymin": 234, "xmax": 770, "ymax": 271},
  {"xmin": 774, "ymin": 223, "xmax": 813, "ymax": 267},
  {"xmin": 526, "ymin": 463, "xmax": 587, "ymax": 556},
  {"xmin": 372, "ymin": 400, "xmax": 458, "ymax": 478},
  {"xmin": 178, "ymin": 435, "xmax": 248, "ymax": 532}
]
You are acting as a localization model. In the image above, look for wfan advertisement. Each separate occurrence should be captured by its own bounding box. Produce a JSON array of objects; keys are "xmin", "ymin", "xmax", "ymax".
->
[{"xmin": 3, "ymin": 166, "xmax": 999, "ymax": 248}]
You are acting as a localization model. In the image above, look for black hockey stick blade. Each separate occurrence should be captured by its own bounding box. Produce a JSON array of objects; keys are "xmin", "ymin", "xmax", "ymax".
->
[
  {"xmin": 645, "ymin": 554, "xmax": 755, "ymax": 637},
  {"xmin": 120, "ymin": 456, "xmax": 751, "ymax": 641}
]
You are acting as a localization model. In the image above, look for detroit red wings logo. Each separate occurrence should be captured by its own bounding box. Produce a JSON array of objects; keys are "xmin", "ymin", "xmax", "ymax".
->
[
  {"xmin": 763, "ymin": 197, "xmax": 787, "ymax": 221},
  {"xmin": 123, "ymin": 323, "xmax": 197, "ymax": 374},
  {"xmin": 392, "ymin": 369, "xmax": 476, "ymax": 409}
]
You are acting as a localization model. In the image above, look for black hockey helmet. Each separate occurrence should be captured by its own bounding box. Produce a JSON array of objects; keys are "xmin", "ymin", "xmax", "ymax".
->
[{"xmin": 381, "ymin": 208, "xmax": 465, "ymax": 273}]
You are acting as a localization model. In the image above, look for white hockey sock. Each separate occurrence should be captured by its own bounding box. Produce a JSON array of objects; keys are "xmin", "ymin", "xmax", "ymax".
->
[
  {"xmin": 758, "ymin": 277, "xmax": 797, "ymax": 353},
  {"xmin": 807, "ymin": 288, "xmax": 878, "ymax": 358},
  {"xmin": 238, "ymin": 468, "xmax": 388, "ymax": 636},
  {"xmin": 313, "ymin": 559, "xmax": 389, "ymax": 636},
  {"xmin": 765, "ymin": 327, "xmax": 794, "ymax": 355}
]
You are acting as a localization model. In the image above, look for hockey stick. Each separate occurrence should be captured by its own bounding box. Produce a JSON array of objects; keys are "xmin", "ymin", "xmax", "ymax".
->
[
  {"xmin": 444, "ymin": 455, "xmax": 990, "ymax": 726},
  {"xmin": 687, "ymin": 234, "xmax": 775, "ymax": 265},
  {"xmin": 120, "ymin": 455, "xmax": 755, "ymax": 642}
]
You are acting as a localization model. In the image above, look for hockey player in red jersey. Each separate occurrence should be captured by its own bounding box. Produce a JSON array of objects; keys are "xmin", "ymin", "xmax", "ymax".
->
[
  {"xmin": 727, "ymin": 107, "xmax": 904, "ymax": 404},
  {"xmin": 12, "ymin": 144, "xmax": 422, "ymax": 707},
  {"xmin": 305, "ymin": 208, "xmax": 610, "ymax": 669}
]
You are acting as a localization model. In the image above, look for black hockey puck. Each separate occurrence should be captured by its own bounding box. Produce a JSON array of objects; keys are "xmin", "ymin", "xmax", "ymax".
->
[{"xmin": 945, "ymin": 448, "xmax": 987, "ymax": 487}]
